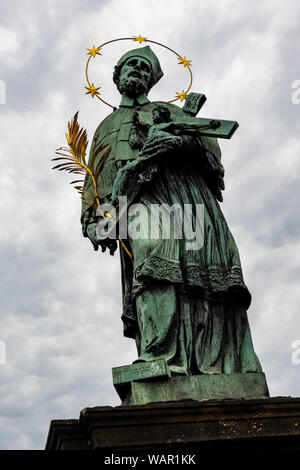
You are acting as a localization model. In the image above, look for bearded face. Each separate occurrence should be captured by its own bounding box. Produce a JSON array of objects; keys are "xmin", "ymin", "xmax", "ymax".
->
[{"xmin": 116, "ymin": 57, "xmax": 152, "ymax": 98}]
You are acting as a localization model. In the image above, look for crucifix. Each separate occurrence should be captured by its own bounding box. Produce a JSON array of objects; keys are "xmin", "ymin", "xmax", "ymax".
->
[
  {"xmin": 103, "ymin": 91, "xmax": 239, "ymax": 238},
  {"xmin": 181, "ymin": 92, "xmax": 238, "ymax": 138}
]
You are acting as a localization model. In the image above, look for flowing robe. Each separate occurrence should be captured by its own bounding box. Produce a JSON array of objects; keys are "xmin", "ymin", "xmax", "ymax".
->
[{"xmin": 81, "ymin": 99, "xmax": 262, "ymax": 375}]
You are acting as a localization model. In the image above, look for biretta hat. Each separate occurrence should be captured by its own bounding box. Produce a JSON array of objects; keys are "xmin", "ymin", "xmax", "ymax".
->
[{"xmin": 116, "ymin": 45, "xmax": 164, "ymax": 87}]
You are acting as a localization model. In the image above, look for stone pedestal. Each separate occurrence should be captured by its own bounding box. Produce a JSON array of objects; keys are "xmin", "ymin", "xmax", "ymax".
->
[
  {"xmin": 45, "ymin": 419, "xmax": 90, "ymax": 450},
  {"xmin": 45, "ymin": 397, "xmax": 300, "ymax": 452}
]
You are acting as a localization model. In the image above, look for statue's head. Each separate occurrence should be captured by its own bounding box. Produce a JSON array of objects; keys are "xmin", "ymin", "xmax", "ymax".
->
[{"xmin": 113, "ymin": 45, "xmax": 163, "ymax": 98}]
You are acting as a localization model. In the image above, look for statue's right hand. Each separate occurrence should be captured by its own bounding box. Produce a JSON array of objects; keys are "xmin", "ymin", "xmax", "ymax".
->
[
  {"xmin": 86, "ymin": 222, "xmax": 100, "ymax": 245},
  {"xmin": 86, "ymin": 222, "xmax": 117, "ymax": 255}
]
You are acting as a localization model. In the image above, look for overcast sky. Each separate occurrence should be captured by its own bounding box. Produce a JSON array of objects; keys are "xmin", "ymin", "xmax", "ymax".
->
[{"xmin": 0, "ymin": 0, "xmax": 300, "ymax": 450}]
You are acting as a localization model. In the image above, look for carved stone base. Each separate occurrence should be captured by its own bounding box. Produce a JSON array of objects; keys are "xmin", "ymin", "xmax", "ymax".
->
[{"xmin": 45, "ymin": 397, "xmax": 300, "ymax": 452}]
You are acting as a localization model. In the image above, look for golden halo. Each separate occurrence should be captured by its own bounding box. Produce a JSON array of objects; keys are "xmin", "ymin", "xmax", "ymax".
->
[{"xmin": 85, "ymin": 35, "xmax": 193, "ymax": 109}]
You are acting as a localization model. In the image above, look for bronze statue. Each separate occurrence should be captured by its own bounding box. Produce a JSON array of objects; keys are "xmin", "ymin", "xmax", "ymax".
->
[{"xmin": 80, "ymin": 45, "xmax": 263, "ymax": 378}]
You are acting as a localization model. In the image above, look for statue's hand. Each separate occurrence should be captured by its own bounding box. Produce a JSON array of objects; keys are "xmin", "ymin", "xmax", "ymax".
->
[
  {"xmin": 86, "ymin": 222, "xmax": 117, "ymax": 255},
  {"xmin": 139, "ymin": 133, "xmax": 182, "ymax": 160}
]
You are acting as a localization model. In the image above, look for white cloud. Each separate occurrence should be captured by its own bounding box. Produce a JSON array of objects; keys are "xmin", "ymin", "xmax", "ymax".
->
[{"xmin": 0, "ymin": 26, "xmax": 19, "ymax": 59}]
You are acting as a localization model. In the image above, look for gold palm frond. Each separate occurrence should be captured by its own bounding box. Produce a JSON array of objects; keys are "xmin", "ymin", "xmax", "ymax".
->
[
  {"xmin": 52, "ymin": 112, "xmax": 132, "ymax": 259},
  {"xmin": 52, "ymin": 111, "xmax": 111, "ymax": 208}
]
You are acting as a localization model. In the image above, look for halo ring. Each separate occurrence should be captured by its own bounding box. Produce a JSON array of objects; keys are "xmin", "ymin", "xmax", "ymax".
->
[{"xmin": 85, "ymin": 36, "xmax": 193, "ymax": 109}]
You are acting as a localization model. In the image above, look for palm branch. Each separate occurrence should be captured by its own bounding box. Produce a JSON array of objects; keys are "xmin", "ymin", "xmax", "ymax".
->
[
  {"xmin": 52, "ymin": 112, "xmax": 133, "ymax": 259},
  {"xmin": 52, "ymin": 111, "xmax": 111, "ymax": 209}
]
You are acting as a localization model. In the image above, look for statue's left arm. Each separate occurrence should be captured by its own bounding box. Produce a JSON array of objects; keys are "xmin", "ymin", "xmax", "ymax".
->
[
  {"xmin": 193, "ymin": 134, "xmax": 225, "ymax": 202},
  {"xmin": 139, "ymin": 126, "xmax": 225, "ymax": 202}
]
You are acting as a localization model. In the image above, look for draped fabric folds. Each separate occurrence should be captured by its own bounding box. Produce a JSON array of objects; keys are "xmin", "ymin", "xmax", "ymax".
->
[{"xmin": 121, "ymin": 159, "xmax": 262, "ymax": 375}]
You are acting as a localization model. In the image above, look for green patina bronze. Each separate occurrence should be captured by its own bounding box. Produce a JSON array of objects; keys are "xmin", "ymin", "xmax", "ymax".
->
[
  {"xmin": 81, "ymin": 45, "xmax": 268, "ymax": 402},
  {"xmin": 123, "ymin": 371, "xmax": 269, "ymax": 405}
]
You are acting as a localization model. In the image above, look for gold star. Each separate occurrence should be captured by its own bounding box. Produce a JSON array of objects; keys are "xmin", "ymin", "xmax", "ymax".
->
[
  {"xmin": 176, "ymin": 90, "xmax": 188, "ymax": 102},
  {"xmin": 85, "ymin": 84, "xmax": 101, "ymax": 98},
  {"xmin": 178, "ymin": 56, "xmax": 192, "ymax": 68},
  {"xmin": 87, "ymin": 46, "xmax": 102, "ymax": 58},
  {"xmin": 133, "ymin": 35, "xmax": 147, "ymax": 44}
]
